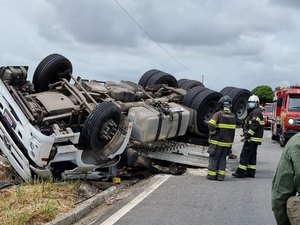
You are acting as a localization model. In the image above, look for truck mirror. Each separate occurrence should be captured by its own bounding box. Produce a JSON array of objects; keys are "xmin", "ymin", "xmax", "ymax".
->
[{"xmin": 277, "ymin": 97, "xmax": 282, "ymax": 107}]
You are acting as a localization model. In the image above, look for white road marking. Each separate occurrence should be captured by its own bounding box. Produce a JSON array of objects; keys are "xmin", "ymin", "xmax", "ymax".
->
[{"xmin": 99, "ymin": 174, "xmax": 171, "ymax": 225}]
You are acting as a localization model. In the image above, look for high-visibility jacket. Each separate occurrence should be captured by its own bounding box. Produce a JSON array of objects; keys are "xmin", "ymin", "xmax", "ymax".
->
[
  {"xmin": 208, "ymin": 109, "xmax": 236, "ymax": 148},
  {"xmin": 243, "ymin": 108, "xmax": 264, "ymax": 145}
]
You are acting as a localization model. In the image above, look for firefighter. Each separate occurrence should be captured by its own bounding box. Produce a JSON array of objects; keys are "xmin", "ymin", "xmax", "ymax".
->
[
  {"xmin": 232, "ymin": 95, "xmax": 264, "ymax": 178},
  {"xmin": 206, "ymin": 95, "xmax": 237, "ymax": 181},
  {"xmin": 272, "ymin": 133, "xmax": 300, "ymax": 225}
]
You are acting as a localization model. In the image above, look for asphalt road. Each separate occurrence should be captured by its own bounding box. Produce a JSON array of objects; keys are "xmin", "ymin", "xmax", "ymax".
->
[{"xmin": 74, "ymin": 129, "xmax": 282, "ymax": 225}]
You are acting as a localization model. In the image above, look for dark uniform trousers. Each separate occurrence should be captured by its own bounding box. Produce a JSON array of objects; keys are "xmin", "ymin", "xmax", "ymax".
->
[
  {"xmin": 235, "ymin": 141, "xmax": 258, "ymax": 177},
  {"xmin": 207, "ymin": 145, "xmax": 231, "ymax": 180}
]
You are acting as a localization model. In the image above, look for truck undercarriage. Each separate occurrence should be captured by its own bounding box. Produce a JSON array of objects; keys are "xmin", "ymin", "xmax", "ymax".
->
[{"xmin": 0, "ymin": 54, "xmax": 251, "ymax": 180}]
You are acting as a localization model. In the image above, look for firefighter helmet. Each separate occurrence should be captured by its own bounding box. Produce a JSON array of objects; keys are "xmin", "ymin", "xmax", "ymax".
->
[
  {"xmin": 218, "ymin": 95, "xmax": 232, "ymax": 108},
  {"xmin": 247, "ymin": 95, "xmax": 260, "ymax": 109}
]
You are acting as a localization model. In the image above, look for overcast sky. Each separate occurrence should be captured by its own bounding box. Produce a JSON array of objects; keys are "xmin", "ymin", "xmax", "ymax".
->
[{"xmin": 1, "ymin": 0, "xmax": 300, "ymax": 91}]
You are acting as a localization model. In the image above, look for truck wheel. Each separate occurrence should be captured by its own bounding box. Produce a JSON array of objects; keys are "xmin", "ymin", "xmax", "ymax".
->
[
  {"xmin": 138, "ymin": 69, "xmax": 160, "ymax": 88},
  {"xmin": 180, "ymin": 79, "xmax": 204, "ymax": 90},
  {"xmin": 225, "ymin": 87, "xmax": 252, "ymax": 120},
  {"xmin": 33, "ymin": 53, "xmax": 72, "ymax": 92},
  {"xmin": 181, "ymin": 86, "xmax": 207, "ymax": 107},
  {"xmin": 232, "ymin": 88, "xmax": 251, "ymax": 120},
  {"xmin": 220, "ymin": 86, "xmax": 235, "ymax": 95},
  {"xmin": 178, "ymin": 79, "xmax": 189, "ymax": 88},
  {"xmin": 190, "ymin": 88, "xmax": 222, "ymax": 133},
  {"xmin": 146, "ymin": 71, "xmax": 178, "ymax": 88},
  {"xmin": 79, "ymin": 102, "xmax": 121, "ymax": 151},
  {"xmin": 279, "ymin": 132, "xmax": 286, "ymax": 147}
]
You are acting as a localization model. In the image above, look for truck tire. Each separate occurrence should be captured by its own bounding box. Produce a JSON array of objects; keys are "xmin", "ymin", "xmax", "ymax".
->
[
  {"xmin": 190, "ymin": 88, "xmax": 222, "ymax": 133},
  {"xmin": 279, "ymin": 131, "xmax": 287, "ymax": 147},
  {"xmin": 221, "ymin": 87, "xmax": 251, "ymax": 120},
  {"xmin": 178, "ymin": 79, "xmax": 189, "ymax": 88},
  {"xmin": 138, "ymin": 69, "xmax": 160, "ymax": 88},
  {"xmin": 181, "ymin": 86, "xmax": 207, "ymax": 107},
  {"xmin": 146, "ymin": 71, "xmax": 178, "ymax": 88},
  {"xmin": 180, "ymin": 79, "xmax": 204, "ymax": 90},
  {"xmin": 220, "ymin": 86, "xmax": 235, "ymax": 95},
  {"xmin": 229, "ymin": 88, "xmax": 252, "ymax": 120},
  {"xmin": 33, "ymin": 54, "xmax": 72, "ymax": 92},
  {"xmin": 79, "ymin": 101, "xmax": 121, "ymax": 151}
]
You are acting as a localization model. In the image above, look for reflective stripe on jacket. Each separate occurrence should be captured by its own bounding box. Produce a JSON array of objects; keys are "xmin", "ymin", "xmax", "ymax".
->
[
  {"xmin": 243, "ymin": 108, "xmax": 264, "ymax": 145},
  {"xmin": 208, "ymin": 109, "xmax": 237, "ymax": 148}
]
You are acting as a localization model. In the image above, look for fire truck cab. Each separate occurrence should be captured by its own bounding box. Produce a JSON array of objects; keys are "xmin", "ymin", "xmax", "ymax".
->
[{"xmin": 271, "ymin": 86, "xmax": 300, "ymax": 147}]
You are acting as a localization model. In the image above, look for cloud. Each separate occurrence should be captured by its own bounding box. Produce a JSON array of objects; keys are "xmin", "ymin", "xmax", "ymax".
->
[
  {"xmin": 1, "ymin": 0, "xmax": 300, "ymax": 92},
  {"xmin": 271, "ymin": 0, "xmax": 300, "ymax": 8}
]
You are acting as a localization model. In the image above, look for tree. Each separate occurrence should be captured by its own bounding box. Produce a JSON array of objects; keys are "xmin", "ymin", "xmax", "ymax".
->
[{"xmin": 252, "ymin": 85, "xmax": 274, "ymax": 105}]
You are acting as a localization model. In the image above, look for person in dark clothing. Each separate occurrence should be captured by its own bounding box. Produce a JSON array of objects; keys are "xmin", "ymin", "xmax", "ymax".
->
[
  {"xmin": 207, "ymin": 95, "xmax": 237, "ymax": 181},
  {"xmin": 232, "ymin": 95, "xmax": 264, "ymax": 178}
]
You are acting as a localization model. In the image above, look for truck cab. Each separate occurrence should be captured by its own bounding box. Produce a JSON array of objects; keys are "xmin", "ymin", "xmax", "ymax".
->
[{"xmin": 271, "ymin": 86, "xmax": 300, "ymax": 147}]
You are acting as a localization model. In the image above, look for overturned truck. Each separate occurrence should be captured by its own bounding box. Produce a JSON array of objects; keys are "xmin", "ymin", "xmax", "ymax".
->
[{"xmin": 0, "ymin": 54, "xmax": 251, "ymax": 180}]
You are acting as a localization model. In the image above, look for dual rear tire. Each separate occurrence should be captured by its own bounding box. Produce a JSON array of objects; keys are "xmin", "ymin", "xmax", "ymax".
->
[{"xmin": 220, "ymin": 86, "xmax": 251, "ymax": 120}]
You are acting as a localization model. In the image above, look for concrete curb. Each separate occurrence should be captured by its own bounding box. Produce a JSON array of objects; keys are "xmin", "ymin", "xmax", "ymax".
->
[{"xmin": 45, "ymin": 186, "xmax": 118, "ymax": 225}]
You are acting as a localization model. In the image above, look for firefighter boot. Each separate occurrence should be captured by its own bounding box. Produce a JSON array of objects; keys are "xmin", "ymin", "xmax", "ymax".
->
[
  {"xmin": 217, "ymin": 174, "xmax": 225, "ymax": 181},
  {"xmin": 232, "ymin": 172, "xmax": 245, "ymax": 178},
  {"xmin": 246, "ymin": 170, "xmax": 255, "ymax": 178},
  {"xmin": 232, "ymin": 168, "xmax": 246, "ymax": 178},
  {"xmin": 232, "ymin": 164, "xmax": 247, "ymax": 178},
  {"xmin": 206, "ymin": 175, "xmax": 216, "ymax": 180},
  {"xmin": 216, "ymin": 170, "xmax": 225, "ymax": 181},
  {"xmin": 206, "ymin": 170, "xmax": 217, "ymax": 180}
]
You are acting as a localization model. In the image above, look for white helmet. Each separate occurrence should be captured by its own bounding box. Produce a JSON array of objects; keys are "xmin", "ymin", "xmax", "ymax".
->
[
  {"xmin": 248, "ymin": 95, "xmax": 260, "ymax": 103},
  {"xmin": 247, "ymin": 95, "xmax": 260, "ymax": 109}
]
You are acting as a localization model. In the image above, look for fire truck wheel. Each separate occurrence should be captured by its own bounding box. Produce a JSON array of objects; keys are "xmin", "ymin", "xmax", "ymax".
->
[
  {"xmin": 33, "ymin": 53, "xmax": 72, "ymax": 92},
  {"xmin": 181, "ymin": 86, "xmax": 207, "ymax": 107},
  {"xmin": 145, "ymin": 71, "xmax": 178, "ymax": 88},
  {"xmin": 220, "ymin": 86, "xmax": 235, "ymax": 95},
  {"xmin": 138, "ymin": 69, "xmax": 161, "ymax": 88},
  {"xmin": 279, "ymin": 132, "xmax": 287, "ymax": 147},
  {"xmin": 79, "ymin": 101, "xmax": 121, "ymax": 151},
  {"xmin": 190, "ymin": 88, "xmax": 222, "ymax": 133},
  {"xmin": 180, "ymin": 79, "xmax": 204, "ymax": 90}
]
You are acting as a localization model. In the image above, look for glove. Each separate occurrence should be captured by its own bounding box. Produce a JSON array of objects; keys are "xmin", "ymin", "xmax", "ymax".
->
[
  {"xmin": 243, "ymin": 133, "xmax": 251, "ymax": 141},
  {"xmin": 207, "ymin": 145, "xmax": 216, "ymax": 156}
]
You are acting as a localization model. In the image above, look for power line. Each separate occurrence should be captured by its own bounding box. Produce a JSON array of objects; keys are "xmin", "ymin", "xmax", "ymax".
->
[{"xmin": 113, "ymin": 0, "xmax": 193, "ymax": 73}]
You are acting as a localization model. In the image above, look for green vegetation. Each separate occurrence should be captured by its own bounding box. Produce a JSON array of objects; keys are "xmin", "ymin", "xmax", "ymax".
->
[
  {"xmin": 252, "ymin": 85, "xmax": 274, "ymax": 105},
  {"xmin": 0, "ymin": 180, "xmax": 80, "ymax": 225}
]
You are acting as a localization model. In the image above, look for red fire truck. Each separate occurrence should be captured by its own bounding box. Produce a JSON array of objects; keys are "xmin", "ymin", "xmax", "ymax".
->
[{"xmin": 271, "ymin": 86, "xmax": 300, "ymax": 147}]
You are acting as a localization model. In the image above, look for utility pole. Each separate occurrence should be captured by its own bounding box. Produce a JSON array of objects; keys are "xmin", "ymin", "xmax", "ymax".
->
[{"xmin": 202, "ymin": 75, "xmax": 204, "ymax": 84}]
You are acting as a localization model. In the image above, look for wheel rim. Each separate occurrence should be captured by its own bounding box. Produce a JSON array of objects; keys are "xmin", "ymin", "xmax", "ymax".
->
[
  {"xmin": 202, "ymin": 102, "xmax": 217, "ymax": 122},
  {"xmin": 235, "ymin": 98, "xmax": 248, "ymax": 119},
  {"xmin": 99, "ymin": 119, "xmax": 118, "ymax": 142},
  {"xmin": 279, "ymin": 133, "xmax": 285, "ymax": 145}
]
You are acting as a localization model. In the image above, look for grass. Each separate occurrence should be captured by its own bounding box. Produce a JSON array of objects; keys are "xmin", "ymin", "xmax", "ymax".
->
[{"xmin": 0, "ymin": 179, "xmax": 80, "ymax": 225}]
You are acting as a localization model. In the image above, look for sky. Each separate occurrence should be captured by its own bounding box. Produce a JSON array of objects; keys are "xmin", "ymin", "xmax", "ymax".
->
[{"xmin": 1, "ymin": 0, "xmax": 300, "ymax": 92}]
